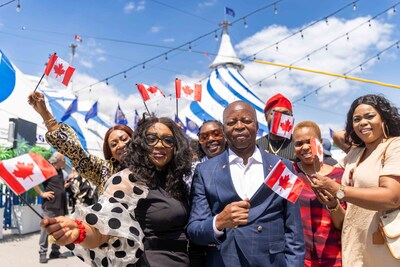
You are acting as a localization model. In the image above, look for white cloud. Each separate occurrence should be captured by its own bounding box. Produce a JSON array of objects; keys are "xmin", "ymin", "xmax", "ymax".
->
[
  {"xmin": 79, "ymin": 59, "xmax": 93, "ymax": 69},
  {"xmin": 236, "ymin": 16, "xmax": 396, "ymax": 107},
  {"xmin": 124, "ymin": 1, "xmax": 145, "ymax": 14},
  {"xmin": 97, "ymin": 56, "xmax": 107, "ymax": 62},
  {"xmin": 198, "ymin": 0, "xmax": 217, "ymax": 8},
  {"xmin": 163, "ymin": 38, "xmax": 175, "ymax": 43},
  {"xmin": 124, "ymin": 2, "xmax": 135, "ymax": 14},
  {"xmin": 151, "ymin": 26, "xmax": 161, "ymax": 33}
]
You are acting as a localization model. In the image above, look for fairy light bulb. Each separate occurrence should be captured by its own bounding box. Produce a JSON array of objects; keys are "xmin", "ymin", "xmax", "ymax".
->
[
  {"xmin": 16, "ymin": 0, "xmax": 21, "ymax": 12},
  {"xmin": 353, "ymin": 2, "xmax": 357, "ymax": 11},
  {"xmin": 243, "ymin": 19, "xmax": 248, "ymax": 28}
]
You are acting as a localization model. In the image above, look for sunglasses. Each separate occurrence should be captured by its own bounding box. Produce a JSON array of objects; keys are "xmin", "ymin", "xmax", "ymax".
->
[
  {"xmin": 198, "ymin": 129, "xmax": 224, "ymax": 144},
  {"xmin": 145, "ymin": 134, "xmax": 175, "ymax": 148}
]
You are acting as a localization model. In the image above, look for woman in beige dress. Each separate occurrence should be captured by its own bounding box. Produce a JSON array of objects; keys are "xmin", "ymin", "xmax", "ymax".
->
[{"xmin": 312, "ymin": 94, "xmax": 400, "ymax": 266}]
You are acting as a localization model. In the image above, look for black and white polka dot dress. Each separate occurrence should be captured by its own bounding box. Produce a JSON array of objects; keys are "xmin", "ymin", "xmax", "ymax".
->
[
  {"xmin": 70, "ymin": 168, "xmax": 190, "ymax": 267},
  {"xmin": 71, "ymin": 168, "xmax": 147, "ymax": 267}
]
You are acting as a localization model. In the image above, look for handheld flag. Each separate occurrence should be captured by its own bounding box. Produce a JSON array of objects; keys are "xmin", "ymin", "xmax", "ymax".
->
[
  {"xmin": 44, "ymin": 53, "xmax": 75, "ymax": 86},
  {"xmin": 225, "ymin": 7, "xmax": 235, "ymax": 17},
  {"xmin": 270, "ymin": 112, "xmax": 295, "ymax": 139},
  {"xmin": 61, "ymin": 97, "xmax": 78, "ymax": 122},
  {"xmin": 0, "ymin": 152, "xmax": 57, "ymax": 195},
  {"xmin": 115, "ymin": 104, "xmax": 128, "ymax": 125},
  {"xmin": 85, "ymin": 101, "xmax": 98, "ymax": 123},
  {"xmin": 264, "ymin": 160, "xmax": 304, "ymax": 203},
  {"xmin": 175, "ymin": 79, "xmax": 202, "ymax": 102},
  {"xmin": 186, "ymin": 117, "xmax": 199, "ymax": 134},
  {"xmin": 174, "ymin": 115, "xmax": 186, "ymax": 132},
  {"xmin": 136, "ymin": 84, "xmax": 165, "ymax": 101},
  {"xmin": 74, "ymin": 34, "xmax": 83, "ymax": 43},
  {"xmin": 310, "ymin": 137, "xmax": 324, "ymax": 164}
]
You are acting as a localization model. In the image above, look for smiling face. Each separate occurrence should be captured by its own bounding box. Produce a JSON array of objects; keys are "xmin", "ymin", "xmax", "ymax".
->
[
  {"xmin": 223, "ymin": 101, "xmax": 258, "ymax": 159},
  {"xmin": 198, "ymin": 122, "xmax": 226, "ymax": 158},
  {"xmin": 293, "ymin": 126, "xmax": 319, "ymax": 166},
  {"xmin": 107, "ymin": 130, "xmax": 131, "ymax": 161},
  {"xmin": 146, "ymin": 122, "xmax": 174, "ymax": 170},
  {"xmin": 352, "ymin": 104, "xmax": 384, "ymax": 146}
]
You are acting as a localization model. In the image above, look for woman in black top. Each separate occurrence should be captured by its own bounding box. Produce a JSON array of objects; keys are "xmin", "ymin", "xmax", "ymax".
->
[{"xmin": 40, "ymin": 115, "xmax": 193, "ymax": 267}]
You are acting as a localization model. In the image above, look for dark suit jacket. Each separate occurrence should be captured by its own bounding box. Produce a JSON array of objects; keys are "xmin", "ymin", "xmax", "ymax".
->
[{"xmin": 187, "ymin": 148, "xmax": 305, "ymax": 267}]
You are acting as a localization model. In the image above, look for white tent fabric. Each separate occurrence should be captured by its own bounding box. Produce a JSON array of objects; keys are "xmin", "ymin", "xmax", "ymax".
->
[
  {"xmin": 0, "ymin": 49, "xmax": 110, "ymax": 158},
  {"xmin": 178, "ymin": 26, "xmax": 269, "ymax": 136}
]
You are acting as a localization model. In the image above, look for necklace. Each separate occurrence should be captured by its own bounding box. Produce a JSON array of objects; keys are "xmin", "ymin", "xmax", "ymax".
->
[{"xmin": 268, "ymin": 138, "xmax": 286, "ymax": 155}]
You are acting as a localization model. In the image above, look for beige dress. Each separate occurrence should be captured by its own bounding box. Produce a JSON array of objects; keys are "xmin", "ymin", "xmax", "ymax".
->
[{"xmin": 339, "ymin": 137, "xmax": 400, "ymax": 267}]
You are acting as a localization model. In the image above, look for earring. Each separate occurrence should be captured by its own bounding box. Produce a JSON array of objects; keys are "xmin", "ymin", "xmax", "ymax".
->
[{"xmin": 382, "ymin": 122, "xmax": 389, "ymax": 139}]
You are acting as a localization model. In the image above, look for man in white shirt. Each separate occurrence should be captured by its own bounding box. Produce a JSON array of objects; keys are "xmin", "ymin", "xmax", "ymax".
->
[{"xmin": 187, "ymin": 101, "xmax": 305, "ymax": 267}]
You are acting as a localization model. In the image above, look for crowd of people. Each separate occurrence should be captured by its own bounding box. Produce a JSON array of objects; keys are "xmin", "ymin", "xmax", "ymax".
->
[{"xmin": 27, "ymin": 91, "xmax": 400, "ymax": 267}]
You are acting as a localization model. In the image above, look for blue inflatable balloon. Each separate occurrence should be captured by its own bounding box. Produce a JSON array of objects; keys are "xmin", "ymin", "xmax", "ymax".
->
[{"xmin": 0, "ymin": 50, "xmax": 16, "ymax": 103}]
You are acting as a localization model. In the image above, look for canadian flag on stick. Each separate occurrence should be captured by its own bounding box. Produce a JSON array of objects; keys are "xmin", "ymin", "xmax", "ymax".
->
[
  {"xmin": 264, "ymin": 160, "xmax": 304, "ymax": 203},
  {"xmin": 44, "ymin": 53, "xmax": 75, "ymax": 86},
  {"xmin": 136, "ymin": 84, "xmax": 165, "ymax": 101},
  {"xmin": 175, "ymin": 79, "xmax": 202, "ymax": 102},
  {"xmin": 310, "ymin": 137, "xmax": 324, "ymax": 164},
  {"xmin": 270, "ymin": 112, "xmax": 295, "ymax": 139},
  {"xmin": 0, "ymin": 153, "xmax": 57, "ymax": 195}
]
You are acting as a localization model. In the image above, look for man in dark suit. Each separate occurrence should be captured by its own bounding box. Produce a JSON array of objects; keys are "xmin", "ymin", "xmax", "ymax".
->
[{"xmin": 187, "ymin": 101, "xmax": 305, "ymax": 266}]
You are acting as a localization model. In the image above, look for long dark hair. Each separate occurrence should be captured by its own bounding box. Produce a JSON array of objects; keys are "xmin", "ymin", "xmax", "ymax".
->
[
  {"xmin": 123, "ymin": 115, "xmax": 192, "ymax": 200},
  {"xmin": 345, "ymin": 94, "xmax": 400, "ymax": 146}
]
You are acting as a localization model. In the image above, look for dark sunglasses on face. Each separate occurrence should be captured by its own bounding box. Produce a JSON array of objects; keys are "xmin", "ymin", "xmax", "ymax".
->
[
  {"xmin": 145, "ymin": 134, "xmax": 175, "ymax": 148},
  {"xmin": 198, "ymin": 129, "xmax": 224, "ymax": 144},
  {"xmin": 294, "ymin": 139, "xmax": 311, "ymax": 147}
]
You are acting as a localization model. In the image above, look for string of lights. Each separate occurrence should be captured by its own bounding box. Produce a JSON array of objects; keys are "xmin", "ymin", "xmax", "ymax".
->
[
  {"xmin": 73, "ymin": 0, "xmax": 285, "ymax": 93},
  {"xmin": 292, "ymin": 39, "xmax": 400, "ymax": 104},
  {"xmin": 251, "ymin": 2, "xmax": 400, "ymax": 87}
]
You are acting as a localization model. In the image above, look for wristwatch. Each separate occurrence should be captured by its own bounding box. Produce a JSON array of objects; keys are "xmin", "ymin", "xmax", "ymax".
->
[{"xmin": 336, "ymin": 185, "xmax": 345, "ymax": 200}]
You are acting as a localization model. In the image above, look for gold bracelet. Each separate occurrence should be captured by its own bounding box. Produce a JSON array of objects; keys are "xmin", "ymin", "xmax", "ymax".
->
[{"xmin": 43, "ymin": 117, "xmax": 57, "ymax": 127}]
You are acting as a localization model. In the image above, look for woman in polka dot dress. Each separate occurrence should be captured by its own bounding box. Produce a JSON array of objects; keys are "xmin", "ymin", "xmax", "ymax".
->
[{"xmin": 40, "ymin": 115, "xmax": 193, "ymax": 267}]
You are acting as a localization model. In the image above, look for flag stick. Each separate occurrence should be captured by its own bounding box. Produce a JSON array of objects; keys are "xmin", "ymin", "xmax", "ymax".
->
[
  {"xmin": 176, "ymin": 98, "xmax": 179, "ymax": 118},
  {"xmin": 18, "ymin": 194, "xmax": 43, "ymax": 219},
  {"xmin": 33, "ymin": 73, "xmax": 45, "ymax": 93},
  {"xmin": 143, "ymin": 101, "xmax": 151, "ymax": 116}
]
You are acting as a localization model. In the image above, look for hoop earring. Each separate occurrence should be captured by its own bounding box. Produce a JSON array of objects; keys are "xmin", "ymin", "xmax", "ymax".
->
[
  {"xmin": 382, "ymin": 122, "xmax": 389, "ymax": 139},
  {"xmin": 110, "ymin": 157, "xmax": 117, "ymax": 163}
]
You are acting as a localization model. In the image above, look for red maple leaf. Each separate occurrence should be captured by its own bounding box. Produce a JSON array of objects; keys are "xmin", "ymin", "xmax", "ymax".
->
[
  {"xmin": 317, "ymin": 144, "xmax": 323, "ymax": 155},
  {"xmin": 147, "ymin": 86, "xmax": 159, "ymax": 94},
  {"xmin": 278, "ymin": 174, "xmax": 292, "ymax": 191},
  {"xmin": 12, "ymin": 162, "xmax": 35, "ymax": 182},
  {"xmin": 279, "ymin": 119, "xmax": 293, "ymax": 134},
  {"xmin": 182, "ymin": 85, "xmax": 194, "ymax": 96},
  {"xmin": 53, "ymin": 63, "xmax": 65, "ymax": 78}
]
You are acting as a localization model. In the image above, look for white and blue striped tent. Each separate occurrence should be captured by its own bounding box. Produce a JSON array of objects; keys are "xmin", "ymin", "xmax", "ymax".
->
[{"xmin": 178, "ymin": 25, "xmax": 268, "ymax": 137}]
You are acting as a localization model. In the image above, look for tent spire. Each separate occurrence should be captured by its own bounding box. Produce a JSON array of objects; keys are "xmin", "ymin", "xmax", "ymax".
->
[{"xmin": 209, "ymin": 21, "xmax": 244, "ymax": 71}]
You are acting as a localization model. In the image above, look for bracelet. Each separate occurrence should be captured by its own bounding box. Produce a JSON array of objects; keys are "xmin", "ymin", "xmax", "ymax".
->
[
  {"xmin": 73, "ymin": 219, "xmax": 87, "ymax": 244},
  {"xmin": 326, "ymin": 202, "xmax": 340, "ymax": 212},
  {"xmin": 43, "ymin": 117, "xmax": 57, "ymax": 128}
]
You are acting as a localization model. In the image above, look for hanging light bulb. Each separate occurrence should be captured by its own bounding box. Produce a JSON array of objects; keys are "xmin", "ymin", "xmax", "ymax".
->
[
  {"xmin": 346, "ymin": 33, "xmax": 350, "ymax": 41},
  {"xmin": 214, "ymin": 31, "xmax": 219, "ymax": 41},
  {"xmin": 274, "ymin": 2, "xmax": 278, "ymax": 15},
  {"xmin": 274, "ymin": 74, "xmax": 277, "ymax": 79},
  {"xmin": 314, "ymin": 90, "xmax": 318, "ymax": 96},
  {"xmin": 164, "ymin": 54, "xmax": 168, "ymax": 62},
  {"xmin": 16, "ymin": 0, "xmax": 21, "ymax": 12},
  {"xmin": 377, "ymin": 54, "xmax": 381, "ymax": 60},
  {"xmin": 188, "ymin": 43, "xmax": 192, "ymax": 52},
  {"xmin": 259, "ymin": 81, "xmax": 262, "ymax": 87},
  {"xmin": 329, "ymin": 83, "xmax": 332, "ymax": 88},
  {"xmin": 303, "ymin": 97, "xmax": 306, "ymax": 102},
  {"xmin": 275, "ymin": 43, "xmax": 279, "ymax": 51},
  {"xmin": 106, "ymin": 79, "xmax": 109, "ymax": 86},
  {"xmin": 325, "ymin": 18, "xmax": 329, "ymax": 25},
  {"xmin": 393, "ymin": 6, "xmax": 397, "ymax": 13},
  {"xmin": 142, "ymin": 63, "xmax": 146, "ymax": 69},
  {"xmin": 360, "ymin": 64, "xmax": 363, "ymax": 71},
  {"xmin": 397, "ymin": 42, "xmax": 399, "ymax": 49},
  {"xmin": 307, "ymin": 55, "xmax": 310, "ymax": 61},
  {"xmin": 124, "ymin": 72, "xmax": 127, "ymax": 79},
  {"xmin": 300, "ymin": 30, "xmax": 304, "ymax": 39},
  {"xmin": 353, "ymin": 2, "xmax": 357, "ymax": 11},
  {"xmin": 368, "ymin": 20, "xmax": 371, "ymax": 27},
  {"xmin": 325, "ymin": 44, "xmax": 328, "ymax": 51},
  {"xmin": 243, "ymin": 18, "xmax": 248, "ymax": 28}
]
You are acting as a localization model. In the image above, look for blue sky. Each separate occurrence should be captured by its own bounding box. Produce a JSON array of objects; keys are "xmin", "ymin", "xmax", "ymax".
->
[{"xmin": 1, "ymin": 0, "xmax": 400, "ymax": 138}]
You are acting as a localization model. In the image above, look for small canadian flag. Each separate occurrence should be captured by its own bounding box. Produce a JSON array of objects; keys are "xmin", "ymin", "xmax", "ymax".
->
[
  {"xmin": 44, "ymin": 53, "xmax": 75, "ymax": 86},
  {"xmin": 175, "ymin": 79, "xmax": 202, "ymax": 102},
  {"xmin": 74, "ymin": 34, "xmax": 83, "ymax": 43},
  {"xmin": 136, "ymin": 84, "xmax": 165, "ymax": 102},
  {"xmin": 264, "ymin": 160, "xmax": 304, "ymax": 203},
  {"xmin": 310, "ymin": 137, "xmax": 324, "ymax": 164},
  {"xmin": 270, "ymin": 112, "xmax": 295, "ymax": 139},
  {"xmin": 0, "ymin": 152, "xmax": 57, "ymax": 195}
]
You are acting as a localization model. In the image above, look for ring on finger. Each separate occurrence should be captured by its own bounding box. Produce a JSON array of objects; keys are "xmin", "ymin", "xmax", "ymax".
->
[{"xmin": 48, "ymin": 234, "xmax": 57, "ymax": 244}]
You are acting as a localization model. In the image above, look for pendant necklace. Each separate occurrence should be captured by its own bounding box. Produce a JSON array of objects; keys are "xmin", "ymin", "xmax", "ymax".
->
[{"xmin": 268, "ymin": 138, "xmax": 286, "ymax": 155}]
